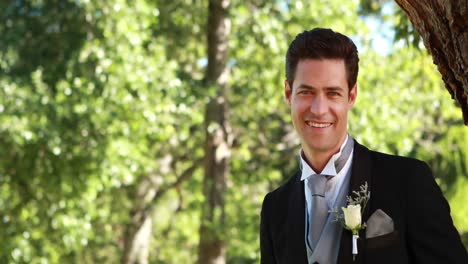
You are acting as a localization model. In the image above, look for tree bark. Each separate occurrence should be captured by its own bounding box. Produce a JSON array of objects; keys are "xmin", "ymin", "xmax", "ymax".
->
[
  {"xmin": 394, "ymin": 0, "xmax": 468, "ymax": 125},
  {"xmin": 198, "ymin": 0, "xmax": 231, "ymax": 263}
]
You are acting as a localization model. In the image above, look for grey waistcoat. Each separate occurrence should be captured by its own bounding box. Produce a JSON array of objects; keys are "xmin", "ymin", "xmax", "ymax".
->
[{"xmin": 306, "ymin": 167, "xmax": 352, "ymax": 264}]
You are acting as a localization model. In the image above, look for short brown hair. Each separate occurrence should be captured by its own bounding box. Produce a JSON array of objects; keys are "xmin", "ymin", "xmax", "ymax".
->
[{"xmin": 285, "ymin": 28, "xmax": 359, "ymax": 90}]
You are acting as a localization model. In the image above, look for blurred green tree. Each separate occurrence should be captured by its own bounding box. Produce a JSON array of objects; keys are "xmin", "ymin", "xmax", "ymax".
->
[{"xmin": 0, "ymin": 1, "xmax": 466, "ymax": 264}]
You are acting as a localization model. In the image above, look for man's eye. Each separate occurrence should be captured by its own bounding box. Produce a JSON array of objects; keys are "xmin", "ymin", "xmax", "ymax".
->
[{"xmin": 328, "ymin": 92, "xmax": 340, "ymax": 96}]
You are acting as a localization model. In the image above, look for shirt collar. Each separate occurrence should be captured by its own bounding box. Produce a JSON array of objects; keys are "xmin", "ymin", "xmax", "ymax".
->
[{"xmin": 300, "ymin": 135, "xmax": 349, "ymax": 181}]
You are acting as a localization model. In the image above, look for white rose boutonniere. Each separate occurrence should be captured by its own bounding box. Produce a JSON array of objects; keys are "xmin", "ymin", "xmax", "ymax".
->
[
  {"xmin": 342, "ymin": 204, "xmax": 362, "ymax": 231},
  {"xmin": 330, "ymin": 182, "xmax": 370, "ymax": 261}
]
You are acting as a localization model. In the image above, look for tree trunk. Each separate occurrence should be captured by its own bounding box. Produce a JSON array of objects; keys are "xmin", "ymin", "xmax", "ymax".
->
[
  {"xmin": 121, "ymin": 153, "xmax": 198, "ymax": 264},
  {"xmin": 394, "ymin": 0, "xmax": 468, "ymax": 125},
  {"xmin": 122, "ymin": 212, "xmax": 152, "ymax": 264},
  {"xmin": 198, "ymin": 0, "xmax": 231, "ymax": 263},
  {"xmin": 121, "ymin": 176, "xmax": 158, "ymax": 264}
]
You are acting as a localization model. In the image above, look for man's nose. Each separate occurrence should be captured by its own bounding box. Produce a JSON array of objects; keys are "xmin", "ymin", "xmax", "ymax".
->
[{"xmin": 310, "ymin": 95, "xmax": 328, "ymax": 116}]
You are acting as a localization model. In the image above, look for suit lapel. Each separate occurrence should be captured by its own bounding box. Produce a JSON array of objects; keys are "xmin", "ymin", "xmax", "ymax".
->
[
  {"xmin": 338, "ymin": 141, "xmax": 373, "ymax": 264},
  {"xmin": 287, "ymin": 171, "xmax": 309, "ymax": 262}
]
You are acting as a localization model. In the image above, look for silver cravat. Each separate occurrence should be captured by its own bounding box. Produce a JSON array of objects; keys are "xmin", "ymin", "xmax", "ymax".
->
[
  {"xmin": 308, "ymin": 174, "xmax": 329, "ymax": 248},
  {"xmin": 307, "ymin": 137, "xmax": 354, "ymax": 249}
]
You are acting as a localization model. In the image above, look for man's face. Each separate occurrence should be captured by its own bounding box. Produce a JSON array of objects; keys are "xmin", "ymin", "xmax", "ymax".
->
[{"xmin": 285, "ymin": 59, "xmax": 357, "ymax": 156}]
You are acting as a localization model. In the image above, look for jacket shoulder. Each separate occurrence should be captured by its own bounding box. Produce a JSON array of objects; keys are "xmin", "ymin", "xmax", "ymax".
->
[
  {"xmin": 357, "ymin": 142, "xmax": 429, "ymax": 171},
  {"xmin": 264, "ymin": 170, "xmax": 301, "ymax": 200}
]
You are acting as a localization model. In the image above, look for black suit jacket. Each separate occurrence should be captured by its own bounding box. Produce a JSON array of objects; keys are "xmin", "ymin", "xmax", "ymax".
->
[{"xmin": 260, "ymin": 141, "xmax": 468, "ymax": 264}]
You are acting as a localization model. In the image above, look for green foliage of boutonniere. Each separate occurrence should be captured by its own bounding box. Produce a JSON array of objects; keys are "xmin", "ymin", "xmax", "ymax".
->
[
  {"xmin": 330, "ymin": 182, "xmax": 371, "ymax": 260},
  {"xmin": 330, "ymin": 182, "xmax": 370, "ymax": 232}
]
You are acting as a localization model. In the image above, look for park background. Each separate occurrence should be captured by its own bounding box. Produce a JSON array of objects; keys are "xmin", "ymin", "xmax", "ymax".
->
[{"xmin": 0, "ymin": 0, "xmax": 467, "ymax": 263}]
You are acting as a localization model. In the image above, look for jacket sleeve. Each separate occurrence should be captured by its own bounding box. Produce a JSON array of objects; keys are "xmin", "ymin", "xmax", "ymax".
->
[
  {"xmin": 406, "ymin": 160, "xmax": 468, "ymax": 263},
  {"xmin": 260, "ymin": 193, "xmax": 276, "ymax": 264}
]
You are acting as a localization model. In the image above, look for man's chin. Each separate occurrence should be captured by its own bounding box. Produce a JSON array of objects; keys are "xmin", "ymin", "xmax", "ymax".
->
[{"xmin": 302, "ymin": 139, "xmax": 341, "ymax": 154}]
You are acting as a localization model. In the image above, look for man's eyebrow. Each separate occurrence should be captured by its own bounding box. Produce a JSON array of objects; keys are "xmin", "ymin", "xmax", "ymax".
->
[
  {"xmin": 296, "ymin": 84, "xmax": 344, "ymax": 90},
  {"xmin": 325, "ymin": 86, "xmax": 344, "ymax": 91},
  {"xmin": 296, "ymin": 84, "xmax": 316, "ymax": 90}
]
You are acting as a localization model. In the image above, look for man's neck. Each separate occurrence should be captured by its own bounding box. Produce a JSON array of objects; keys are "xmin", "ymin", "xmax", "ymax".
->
[
  {"xmin": 302, "ymin": 150, "xmax": 335, "ymax": 173},
  {"xmin": 302, "ymin": 136, "xmax": 348, "ymax": 173}
]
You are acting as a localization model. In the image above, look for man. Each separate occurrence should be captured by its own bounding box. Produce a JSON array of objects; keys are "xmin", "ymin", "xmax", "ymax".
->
[{"xmin": 260, "ymin": 28, "xmax": 468, "ymax": 264}]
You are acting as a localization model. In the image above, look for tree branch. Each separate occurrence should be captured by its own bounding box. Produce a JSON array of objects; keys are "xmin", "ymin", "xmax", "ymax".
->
[
  {"xmin": 148, "ymin": 159, "xmax": 202, "ymax": 212},
  {"xmin": 394, "ymin": 0, "xmax": 468, "ymax": 124}
]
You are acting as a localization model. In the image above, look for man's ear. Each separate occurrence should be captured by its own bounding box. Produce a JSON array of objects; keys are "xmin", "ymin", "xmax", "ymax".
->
[
  {"xmin": 284, "ymin": 80, "xmax": 292, "ymax": 107},
  {"xmin": 348, "ymin": 84, "xmax": 358, "ymax": 107}
]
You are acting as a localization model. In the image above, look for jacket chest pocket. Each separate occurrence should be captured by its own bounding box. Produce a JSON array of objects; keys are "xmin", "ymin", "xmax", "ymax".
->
[{"xmin": 364, "ymin": 231, "xmax": 408, "ymax": 264}]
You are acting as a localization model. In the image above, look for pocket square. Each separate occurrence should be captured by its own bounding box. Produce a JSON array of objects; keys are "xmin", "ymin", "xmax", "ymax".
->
[{"xmin": 366, "ymin": 209, "xmax": 394, "ymax": 238}]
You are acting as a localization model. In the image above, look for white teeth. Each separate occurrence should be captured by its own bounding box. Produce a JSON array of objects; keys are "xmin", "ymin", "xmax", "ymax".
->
[{"xmin": 306, "ymin": 122, "xmax": 331, "ymax": 128}]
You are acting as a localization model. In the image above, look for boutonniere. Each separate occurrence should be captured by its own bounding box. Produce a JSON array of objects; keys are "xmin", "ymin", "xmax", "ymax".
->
[{"xmin": 330, "ymin": 182, "xmax": 370, "ymax": 261}]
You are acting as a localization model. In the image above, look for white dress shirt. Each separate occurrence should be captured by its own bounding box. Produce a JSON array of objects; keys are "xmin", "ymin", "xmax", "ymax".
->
[{"xmin": 300, "ymin": 135, "xmax": 354, "ymax": 224}]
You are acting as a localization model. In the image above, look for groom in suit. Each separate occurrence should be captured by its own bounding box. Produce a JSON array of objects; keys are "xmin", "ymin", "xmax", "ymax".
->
[{"xmin": 260, "ymin": 28, "xmax": 468, "ymax": 264}]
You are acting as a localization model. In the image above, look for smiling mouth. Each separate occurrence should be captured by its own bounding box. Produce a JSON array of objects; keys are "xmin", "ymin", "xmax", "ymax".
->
[{"xmin": 306, "ymin": 121, "xmax": 332, "ymax": 128}]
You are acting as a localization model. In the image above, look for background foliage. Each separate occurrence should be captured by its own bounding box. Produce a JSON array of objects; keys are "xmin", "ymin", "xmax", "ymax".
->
[{"xmin": 0, "ymin": 0, "xmax": 466, "ymax": 263}]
